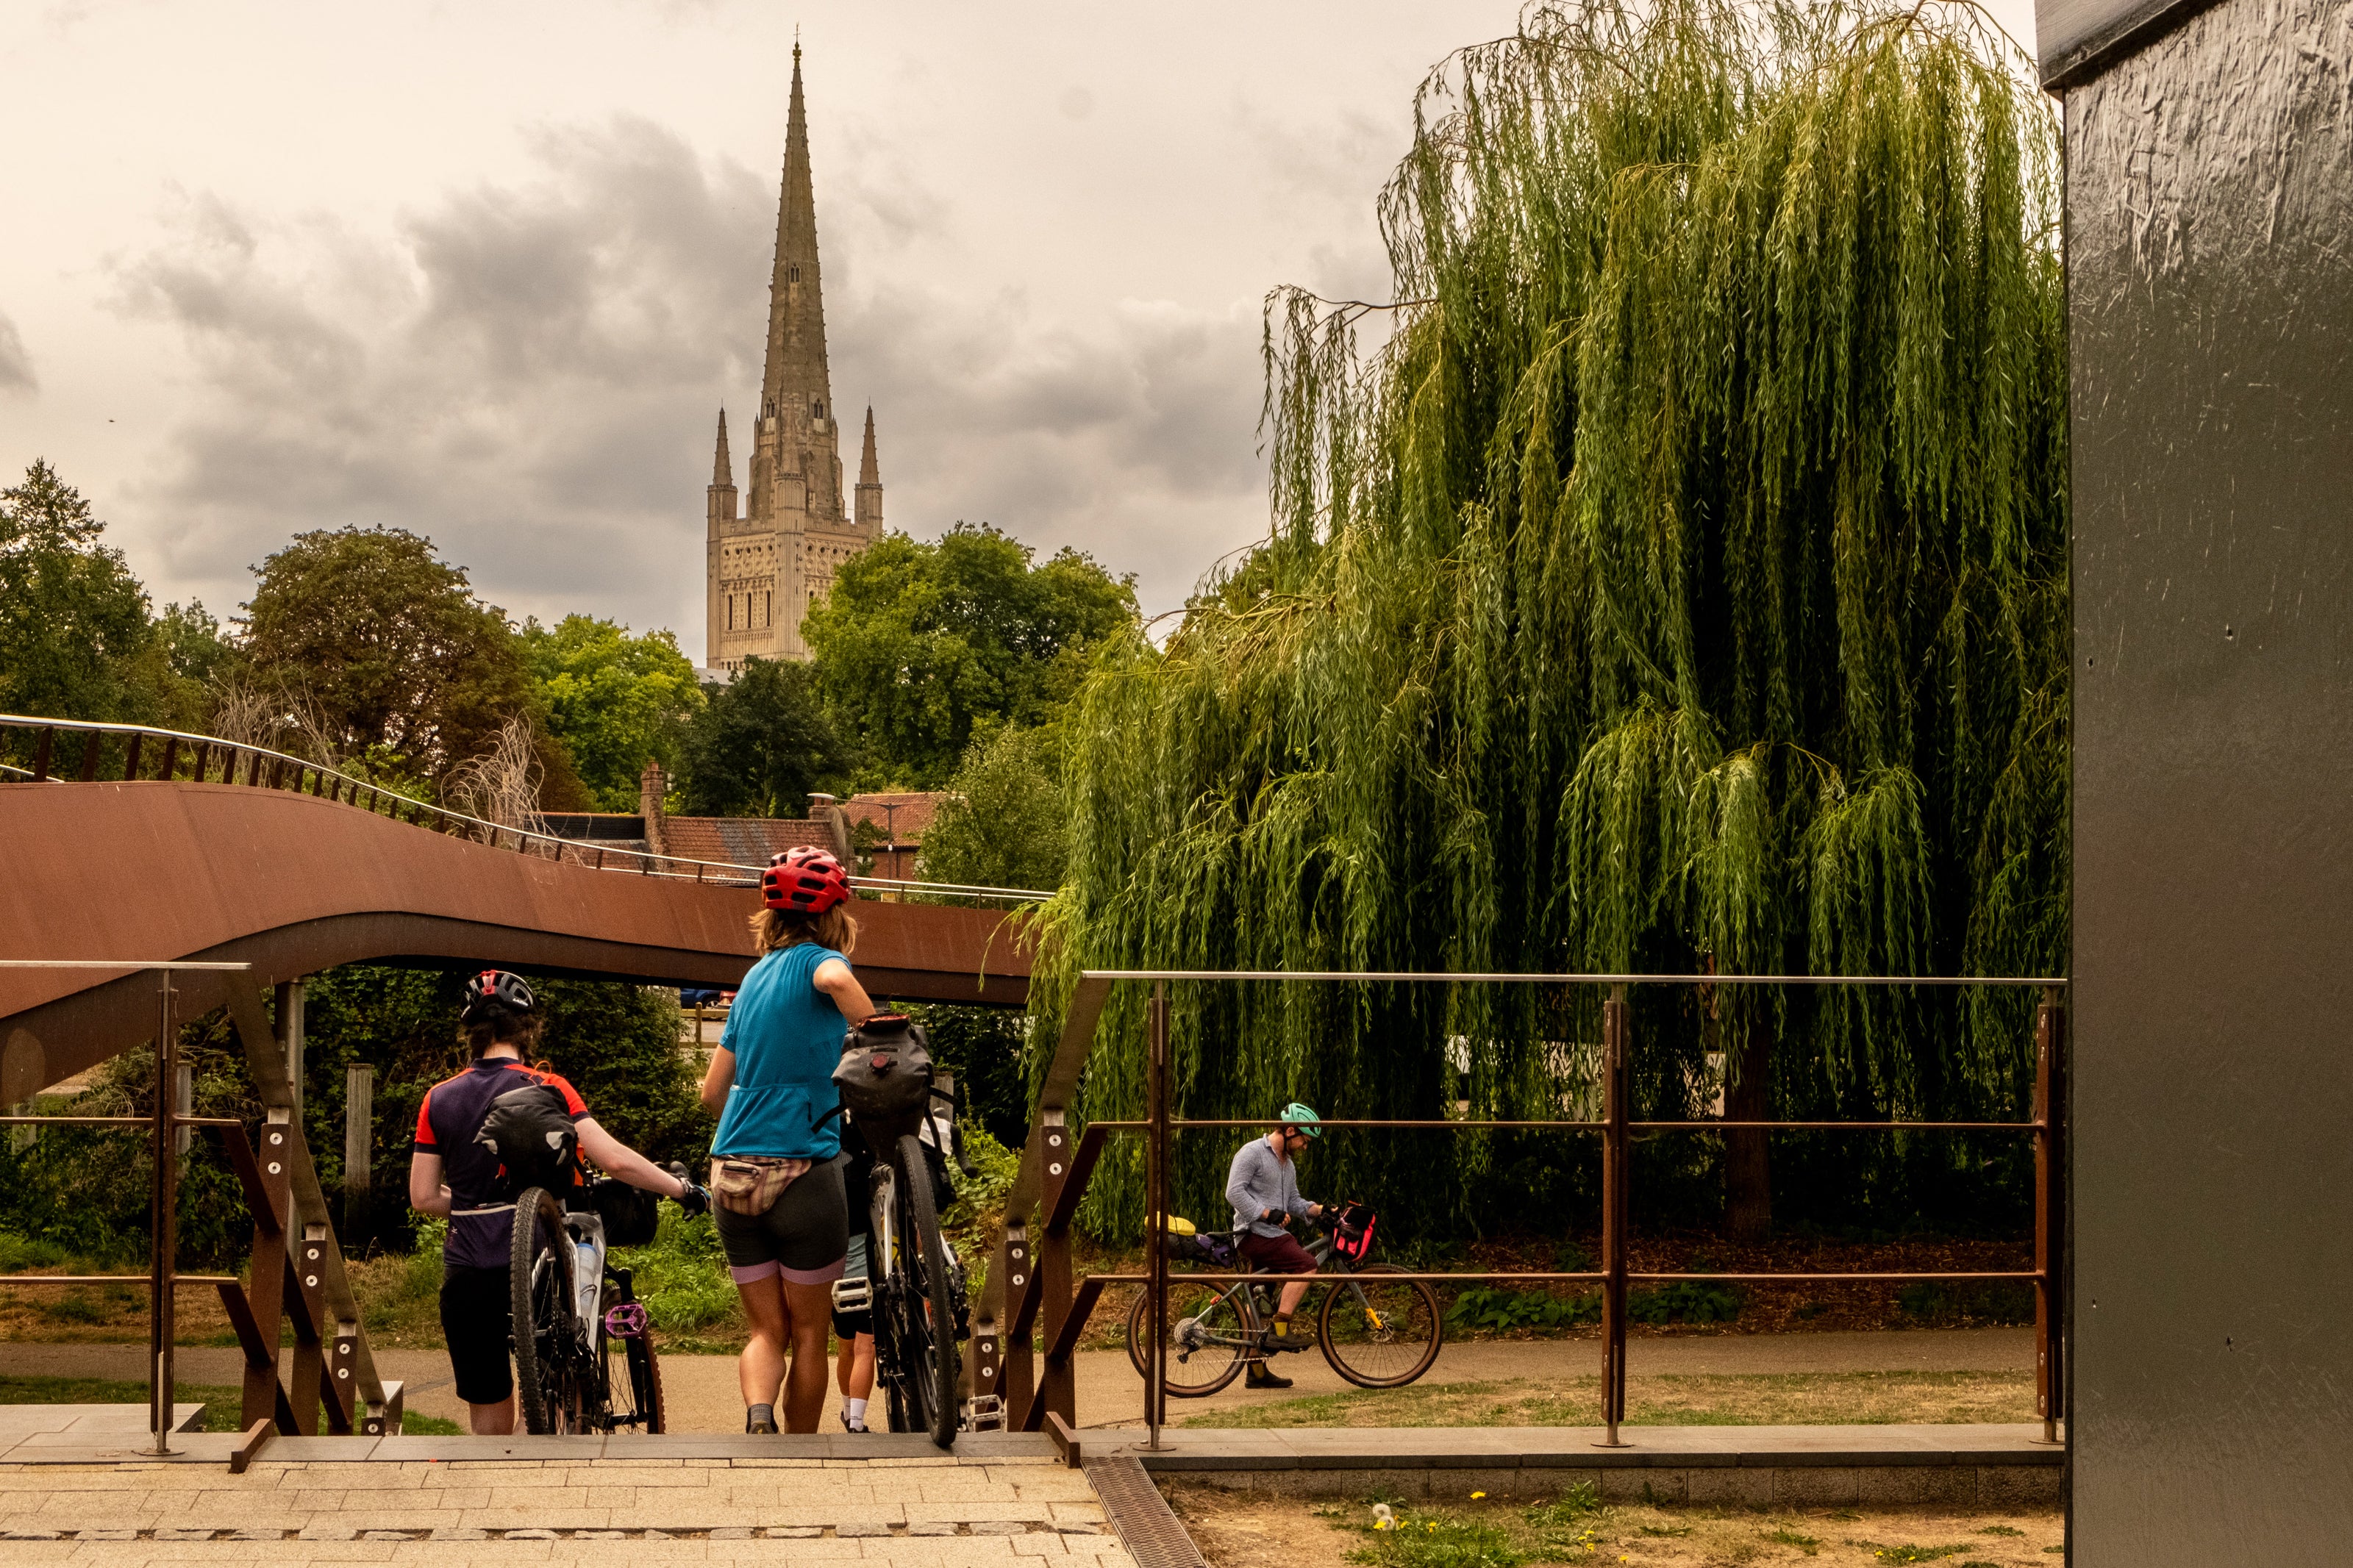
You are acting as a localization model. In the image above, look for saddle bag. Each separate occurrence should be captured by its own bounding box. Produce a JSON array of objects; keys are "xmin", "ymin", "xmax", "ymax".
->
[
  {"xmin": 832, "ymin": 1013, "xmax": 936, "ymax": 1128},
  {"xmin": 474, "ymin": 1083, "xmax": 579, "ymax": 1200}
]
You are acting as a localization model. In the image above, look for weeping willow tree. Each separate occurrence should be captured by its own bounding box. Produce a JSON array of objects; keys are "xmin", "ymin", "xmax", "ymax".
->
[{"xmin": 1031, "ymin": 0, "xmax": 2068, "ymax": 1245}]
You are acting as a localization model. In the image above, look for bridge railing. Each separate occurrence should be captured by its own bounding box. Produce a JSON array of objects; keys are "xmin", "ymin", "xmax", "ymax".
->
[
  {"xmin": 0, "ymin": 715, "xmax": 1050, "ymax": 904},
  {"xmin": 977, "ymin": 970, "xmax": 2067, "ymax": 1457}
]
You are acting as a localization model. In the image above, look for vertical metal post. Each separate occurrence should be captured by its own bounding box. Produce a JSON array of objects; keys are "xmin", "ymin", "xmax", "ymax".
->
[
  {"xmin": 1146, "ymin": 980, "xmax": 1170, "ymax": 1450},
  {"xmin": 78, "ymin": 730, "xmax": 101, "ymax": 781},
  {"xmin": 1596, "ymin": 981, "xmax": 1630, "ymax": 1447},
  {"xmin": 158, "ymin": 737, "xmax": 179, "ymax": 781},
  {"xmin": 149, "ymin": 971, "xmax": 179, "ymax": 1454},
  {"xmin": 277, "ymin": 982, "xmax": 305, "ymax": 1114},
  {"xmin": 32, "ymin": 726, "xmax": 54, "ymax": 781},
  {"xmin": 2033, "ymin": 984, "xmax": 2065, "ymax": 1445},
  {"xmin": 123, "ymin": 732, "xmax": 144, "ymax": 781},
  {"xmin": 174, "ymin": 1062, "xmax": 193, "ymax": 1157}
]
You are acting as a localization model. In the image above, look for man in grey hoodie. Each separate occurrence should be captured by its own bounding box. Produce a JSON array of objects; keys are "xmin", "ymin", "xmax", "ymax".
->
[{"xmin": 1225, "ymin": 1103, "xmax": 1326, "ymax": 1389}]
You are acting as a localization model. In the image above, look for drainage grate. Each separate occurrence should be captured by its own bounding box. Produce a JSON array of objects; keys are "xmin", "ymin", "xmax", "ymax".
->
[{"xmin": 1085, "ymin": 1454, "xmax": 1207, "ymax": 1568}]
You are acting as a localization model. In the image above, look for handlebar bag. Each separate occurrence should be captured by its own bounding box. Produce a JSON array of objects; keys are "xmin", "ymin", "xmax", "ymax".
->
[
  {"xmin": 1328, "ymin": 1201, "xmax": 1377, "ymax": 1264},
  {"xmin": 474, "ymin": 1083, "xmax": 579, "ymax": 1201},
  {"xmin": 832, "ymin": 1012, "xmax": 935, "ymax": 1125},
  {"xmin": 591, "ymin": 1175, "xmax": 660, "ymax": 1246}
]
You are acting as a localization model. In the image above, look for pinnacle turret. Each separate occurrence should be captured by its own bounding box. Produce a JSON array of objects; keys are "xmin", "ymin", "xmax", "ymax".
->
[
  {"xmin": 854, "ymin": 404, "xmax": 883, "ymax": 531},
  {"xmin": 712, "ymin": 408, "xmax": 733, "ymax": 487}
]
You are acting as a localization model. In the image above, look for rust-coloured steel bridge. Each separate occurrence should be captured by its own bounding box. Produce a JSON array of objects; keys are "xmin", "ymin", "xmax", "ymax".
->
[{"xmin": 0, "ymin": 718, "xmax": 1032, "ymax": 1103}]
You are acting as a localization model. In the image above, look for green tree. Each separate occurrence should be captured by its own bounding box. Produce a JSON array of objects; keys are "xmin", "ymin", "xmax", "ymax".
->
[
  {"xmin": 803, "ymin": 524, "xmax": 1137, "ymax": 787},
  {"xmin": 919, "ymin": 725, "xmax": 1068, "ymax": 892},
  {"xmin": 239, "ymin": 526, "xmax": 582, "ymax": 801},
  {"xmin": 521, "ymin": 615, "xmax": 704, "ymax": 812},
  {"xmin": 676, "ymin": 656, "xmax": 850, "ymax": 818},
  {"xmin": 0, "ymin": 460, "xmax": 154, "ymax": 721},
  {"xmin": 1038, "ymin": 1, "xmax": 2069, "ymax": 1245}
]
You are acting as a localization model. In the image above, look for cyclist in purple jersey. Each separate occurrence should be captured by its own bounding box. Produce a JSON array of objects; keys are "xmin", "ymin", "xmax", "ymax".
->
[{"xmin": 409, "ymin": 970, "xmax": 704, "ymax": 1435}]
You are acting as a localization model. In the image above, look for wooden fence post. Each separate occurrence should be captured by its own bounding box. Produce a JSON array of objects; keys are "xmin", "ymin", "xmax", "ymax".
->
[{"xmin": 343, "ymin": 1065, "xmax": 374, "ymax": 1244}]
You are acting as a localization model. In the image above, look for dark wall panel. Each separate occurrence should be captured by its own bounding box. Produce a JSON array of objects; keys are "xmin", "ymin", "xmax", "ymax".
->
[{"xmin": 2061, "ymin": 0, "xmax": 2353, "ymax": 1558}]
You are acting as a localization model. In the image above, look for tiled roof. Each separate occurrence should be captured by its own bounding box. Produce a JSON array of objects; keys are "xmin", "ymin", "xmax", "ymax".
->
[
  {"xmin": 841, "ymin": 792, "xmax": 951, "ymax": 845},
  {"xmin": 661, "ymin": 816, "xmax": 838, "ymax": 867}
]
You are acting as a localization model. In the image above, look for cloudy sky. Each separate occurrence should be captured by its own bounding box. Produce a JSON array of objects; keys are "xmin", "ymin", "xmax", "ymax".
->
[{"xmin": 0, "ymin": 1, "xmax": 2040, "ymax": 648}]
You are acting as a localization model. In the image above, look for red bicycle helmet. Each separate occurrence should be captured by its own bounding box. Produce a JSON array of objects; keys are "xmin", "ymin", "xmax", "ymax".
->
[
  {"xmin": 763, "ymin": 846, "xmax": 852, "ymax": 914},
  {"xmin": 461, "ymin": 969, "xmax": 537, "ymax": 1021}
]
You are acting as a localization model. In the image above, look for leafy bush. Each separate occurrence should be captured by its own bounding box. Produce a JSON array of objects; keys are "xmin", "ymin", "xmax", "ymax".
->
[
  {"xmin": 1898, "ymin": 1281, "xmax": 2034, "ymax": 1326},
  {"xmin": 610, "ymin": 1208, "xmax": 738, "ymax": 1336},
  {"xmin": 1445, "ymin": 1288, "xmax": 1599, "ymax": 1333},
  {"xmin": 1627, "ymin": 1281, "xmax": 1742, "ymax": 1325}
]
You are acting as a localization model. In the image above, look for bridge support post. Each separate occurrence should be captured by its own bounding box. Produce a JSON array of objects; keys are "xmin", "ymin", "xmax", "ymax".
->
[{"xmin": 240, "ymin": 1109, "xmax": 295, "ymax": 1431}]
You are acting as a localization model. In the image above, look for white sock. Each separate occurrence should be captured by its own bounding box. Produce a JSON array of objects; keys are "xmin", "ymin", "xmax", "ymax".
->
[{"xmin": 846, "ymin": 1397, "xmax": 868, "ymax": 1426}]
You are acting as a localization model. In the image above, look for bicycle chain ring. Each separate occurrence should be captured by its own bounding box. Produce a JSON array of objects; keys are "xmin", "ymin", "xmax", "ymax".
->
[{"xmin": 602, "ymin": 1301, "xmax": 649, "ymax": 1339}]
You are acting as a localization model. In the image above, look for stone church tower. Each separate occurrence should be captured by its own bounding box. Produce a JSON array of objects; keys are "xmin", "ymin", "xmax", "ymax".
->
[{"xmin": 706, "ymin": 44, "xmax": 882, "ymax": 670}]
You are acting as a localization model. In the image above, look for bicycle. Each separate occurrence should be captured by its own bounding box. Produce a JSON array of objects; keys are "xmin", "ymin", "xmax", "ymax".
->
[
  {"xmin": 1124, "ymin": 1205, "xmax": 1443, "ymax": 1396},
  {"xmin": 507, "ymin": 1173, "xmax": 669, "ymax": 1436},
  {"xmin": 828, "ymin": 1014, "xmax": 980, "ymax": 1447}
]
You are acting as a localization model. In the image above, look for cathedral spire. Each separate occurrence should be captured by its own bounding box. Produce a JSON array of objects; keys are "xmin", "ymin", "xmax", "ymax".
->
[{"xmin": 757, "ymin": 42, "xmax": 833, "ymax": 444}]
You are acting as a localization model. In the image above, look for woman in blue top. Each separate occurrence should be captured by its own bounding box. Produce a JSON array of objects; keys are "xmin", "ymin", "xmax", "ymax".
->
[{"xmin": 699, "ymin": 846, "xmax": 875, "ymax": 1435}]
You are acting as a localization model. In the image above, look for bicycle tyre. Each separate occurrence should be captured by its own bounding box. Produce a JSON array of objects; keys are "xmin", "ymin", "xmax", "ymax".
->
[
  {"xmin": 1124, "ymin": 1279, "xmax": 1249, "ymax": 1396},
  {"xmin": 509, "ymin": 1187, "xmax": 579, "ymax": 1434},
  {"xmin": 624, "ymin": 1331, "xmax": 665, "ymax": 1434},
  {"xmin": 897, "ymin": 1133, "xmax": 961, "ymax": 1448},
  {"xmin": 1318, "ymin": 1263, "xmax": 1443, "ymax": 1389}
]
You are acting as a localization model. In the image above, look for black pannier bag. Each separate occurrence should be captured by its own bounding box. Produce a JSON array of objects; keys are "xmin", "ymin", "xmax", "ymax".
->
[
  {"xmin": 474, "ymin": 1083, "xmax": 579, "ymax": 1200},
  {"xmin": 832, "ymin": 1012, "xmax": 936, "ymax": 1134},
  {"xmin": 591, "ymin": 1176, "xmax": 660, "ymax": 1246}
]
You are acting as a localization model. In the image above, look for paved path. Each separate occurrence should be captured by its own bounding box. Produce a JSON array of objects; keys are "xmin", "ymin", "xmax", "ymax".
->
[
  {"xmin": 4, "ymin": 1329, "xmax": 2033, "ymax": 1435},
  {"xmin": 0, "ymin": 1446, "xmax": 1132, "ymax": 1567}
]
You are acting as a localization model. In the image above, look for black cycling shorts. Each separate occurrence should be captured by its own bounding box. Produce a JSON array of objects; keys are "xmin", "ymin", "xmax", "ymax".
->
[
  {"xmin": 715, "ymin": 1153, "xmax": 849, "ymax": 1285},
  {"xmin": 440, "ymin": 1264, "xmax": 514, "ymax": 1405}
]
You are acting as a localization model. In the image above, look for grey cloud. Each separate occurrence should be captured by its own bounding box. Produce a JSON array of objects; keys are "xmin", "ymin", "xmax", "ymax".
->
[
  {"xmin": 0, "ymin": 312, "xmax": 35, "ymax": 394},
  {"xmin": 108, "ymin": 112, "xmax": 1274, "ymax": 632}
]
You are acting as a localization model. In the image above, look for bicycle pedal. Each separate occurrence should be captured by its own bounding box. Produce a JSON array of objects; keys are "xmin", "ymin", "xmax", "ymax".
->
[
  {"xmin": 831, "ymin": 1275, "xmax": 873, "ymax": 1313},
  {"xmin": 962, "ymin": 1394, "xmax": 1005, "ymax": 1432}
]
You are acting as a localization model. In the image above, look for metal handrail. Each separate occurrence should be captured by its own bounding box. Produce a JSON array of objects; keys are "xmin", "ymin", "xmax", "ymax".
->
[
  {"xmin": 979, "ymin": 967, "xmax": 2068, "ymax": 1458},
  {"xmin": 0, "ymin": 715, "xmax": 1049, "ymax": 903}
]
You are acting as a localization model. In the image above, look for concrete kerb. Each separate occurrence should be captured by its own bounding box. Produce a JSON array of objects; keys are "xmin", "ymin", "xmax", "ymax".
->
[{"xmin": 1118, "ymin": 1424, "xmax": 2064, "ymax": 1508}]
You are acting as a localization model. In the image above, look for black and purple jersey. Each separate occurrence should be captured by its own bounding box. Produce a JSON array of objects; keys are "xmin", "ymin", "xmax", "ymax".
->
[{"xmin": 413, "ymin": 1058, "xmax": 589, "ymax": 1270}]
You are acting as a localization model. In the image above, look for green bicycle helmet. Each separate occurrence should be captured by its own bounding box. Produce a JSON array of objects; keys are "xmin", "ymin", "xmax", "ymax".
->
[{"xmin": 1280, "ymin": 1102, "xmax": 1322, "ymax": 1139}]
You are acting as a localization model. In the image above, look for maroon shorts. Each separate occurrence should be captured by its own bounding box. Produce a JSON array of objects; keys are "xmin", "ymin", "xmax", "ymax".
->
[{"xmin": 1239, "ymin": 1228, "xmax": 1318, "ymax": 1275}]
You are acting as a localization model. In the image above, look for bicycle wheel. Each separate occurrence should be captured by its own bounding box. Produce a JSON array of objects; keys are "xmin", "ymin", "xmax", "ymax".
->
[
  {"xmin": 1124, "ymin": 1278, "xmax": 1249, "ymax": 1397},
  {"xmin": 623, "ymin": 1333, "xmax": 665, "ymax": 1433},
  {"xmin": 896, "ymin": 1133, "xmax": 962, "ymax": 1448},
  {"xmin": 867, "ymin": 1159, "xmax": 915, "ymax": 1435},
  {"xmin": 1318, "ymin": 1263, "xmax": 1443, "ymax": 1389},
  {"xmin": 509, "ymin": 1188, "xmax": 581, "ymax": 1433}
]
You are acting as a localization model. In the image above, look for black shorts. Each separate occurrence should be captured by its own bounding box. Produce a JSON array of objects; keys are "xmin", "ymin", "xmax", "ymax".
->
[
  {"xmin": 714, "ymin": 1153, "xmax": 849, "ymax": 1284},
  {"xmin": 440, "ymin": 1264, "xmax": 514, "ymax": 1405}
]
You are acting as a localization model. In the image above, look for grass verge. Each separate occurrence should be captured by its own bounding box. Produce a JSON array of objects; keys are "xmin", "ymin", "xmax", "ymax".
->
[{"xmin": 1163, "ymin": 1479, "xmax": 2063, "ymax": 1568}]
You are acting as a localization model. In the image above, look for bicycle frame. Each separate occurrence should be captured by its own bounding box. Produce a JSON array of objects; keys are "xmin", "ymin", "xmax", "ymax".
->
[{"xmin": 1174, "ymin": 1228, "xmax": 1376, "ymax": 1353}]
